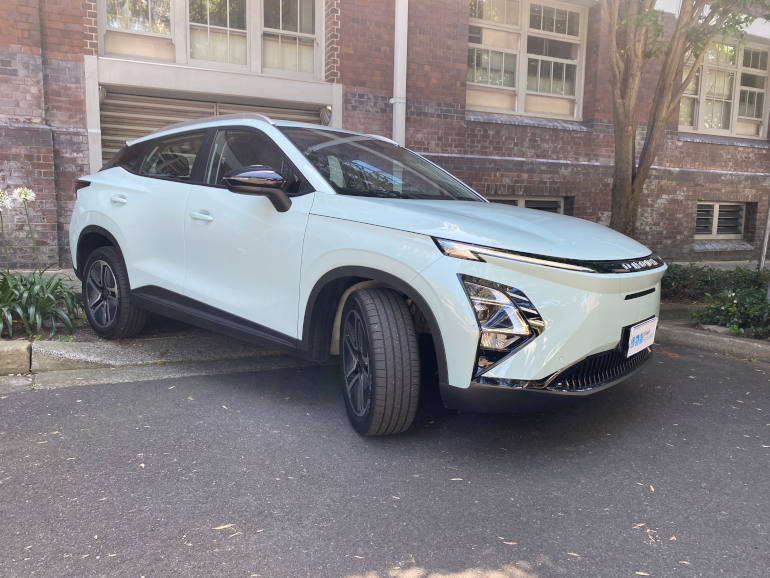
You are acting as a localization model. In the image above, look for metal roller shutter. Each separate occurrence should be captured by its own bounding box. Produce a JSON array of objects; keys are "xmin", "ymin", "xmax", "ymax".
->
[{"xmin": 100, "ymin": 91, "xmax": 322, "ymax": 162}]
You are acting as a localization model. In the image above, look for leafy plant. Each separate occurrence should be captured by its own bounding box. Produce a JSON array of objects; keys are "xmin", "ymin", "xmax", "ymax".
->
[
  {"xmin": 0, "ymin": 270, "xmax": 81, "ymax": 338},
  {"xmin": 662, "ymin": 264, "xmax": 770, "ymax": 302},
  {"xmin": 697, "ymin": 288, "xmax": 770, "ymax": 338}
]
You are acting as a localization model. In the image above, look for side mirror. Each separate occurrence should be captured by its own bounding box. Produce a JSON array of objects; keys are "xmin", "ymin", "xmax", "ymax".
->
[{"xmin": 222, "ymin": 165, "xmax": 292, "ymax": 212}]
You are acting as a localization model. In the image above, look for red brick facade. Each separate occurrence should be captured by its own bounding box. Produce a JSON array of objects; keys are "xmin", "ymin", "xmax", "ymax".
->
[
  {"xmin": 1, "ymin": 0, "xmax": 768, "ymax": 267},
  {"xmin": 0, "ymin": 0, "xmax": 90, "ymax": 268},
  {"xmin": 338, "ymin": 1, "xmax": 770, "ymax": 262}
]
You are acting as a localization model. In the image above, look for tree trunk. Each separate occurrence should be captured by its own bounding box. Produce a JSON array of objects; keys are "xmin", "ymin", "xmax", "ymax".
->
[{"xmin": 609, "ymin": 123, "xmax": 638, "ymax": 236}]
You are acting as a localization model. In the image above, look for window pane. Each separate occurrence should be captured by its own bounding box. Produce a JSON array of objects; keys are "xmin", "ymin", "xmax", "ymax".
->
[
  {"xmin": 281, "ymin": 34, "xmax": 298, "ymax": 70},
  {"xmin": 552, "ymin": 61, "xmax": 564, "ymax": 94},
  {"xmin": 682, "ymin": 68, "xmax": 699, "ymax": 95},
  {"xmin": 505, "ymin": 0, "xmax": 519, "ymax": 26},
  {"xmin": 705, "ymin": 69, "xmax": 734, "ymax": 99},
  {"xmin": 741, "ymin": 72, "xmax": 764, "ymax": 89},
  {"xmin": 564, "ymin": 63, "xmax": 576, "ymax": 95},
  {"xmin": 264, "ymin": 0, "xmax": 280, "ymax": 28},
  {"xmin": 476, "ymin": 50, "xmax": 490, "ymax": 83},
  {"xmin": 503, "ymin": 53, "xmax": 516, "ymax": 87},
  {"xmin": 679, "ymin": 97, "xmax": 697, "ymax": 127},
  {"xmin": 490, "ymin": 51, "xmax": 503, "ymax": 85},
  {"xmin": 230, "ymin": 0, "xmax": 246, "ymax": 30},
  {"xmin": 190, "ymin": 0, "xmax": 207, "ymax": 24},
  {"xmin": 299, "ymin": 36, "xmax": 314, "ymax": 73},
  {"xmin": 707, "ymin": 43, "xmax": 736, "ymax": 66},
  {"xmin": 467, "ymin": 48, "xmax": 476, "ymax": 83},
  {"xmin": 299, "ymin": 0, "xmax": 314, "ymax": 34},
  {"xmin": 537, "ymin": 59, "xmax": 547, "ymax": 92},
  {"xmin": 527, "ymin": 36, "xmax": 576, "ymax": 60},
  {"xmin": 141, "ymin": 133, "xmax": 204, "ymax": 179},
  {"xmin": 151, "ymin": 0, "xmax": 170, "ymax": 34},
  {"xmin": 190, "ymin": 26, "xmax": 209, "ymax": 60},
  {"xmin": 468, "ymin": 25, "xmax": 481, "ymax": 44},
  {"xmin": 282, "ymin": 0, "xmax": 298, "ymax": 32},
  {"xmin": 695, "ymin": 204, "xmax": 714, "ymax": 235},
  {"xmin": 703, "ymin": 99, "xmax": 732, "ymax": 130},
  {"xmin": 744, "ymin": 47, "xmax": 769, "ymax": 71},
  {"xmin": 263, "ymin": 33, "xmax": 281, "ymax": 68},
  {"xmin": 206, "ymin": 130, "xmax": 287, "ymax": 185},
  {"xmin": 530, "ymin": 3, "xmax": 542, "ymax": 29},
  {"xmin": 527, "ymin": 58, "xmax": 538, "ymax": 91},
  {"xmin": 542, "ymin": 6, "xmax": 555, "ymax": 32},
  {"xmin": 230, "ymin": 31, "xmax": 247, "ymax": 64},
  {"xmin": 210, "ymin": 0, "xmax": 227, "ymax": 28}
]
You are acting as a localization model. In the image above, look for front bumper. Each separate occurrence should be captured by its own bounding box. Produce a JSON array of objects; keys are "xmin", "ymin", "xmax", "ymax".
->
[{"xmin": 441, "ymin": 346, "xmax": 653, "ymax": 412}]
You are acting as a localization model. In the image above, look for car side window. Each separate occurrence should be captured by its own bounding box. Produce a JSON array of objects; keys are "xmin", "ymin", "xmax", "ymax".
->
[
  {"xmin": 205, "ymin": 129, "xmax": 307, "ymax": 193},
  {"xmin": 140, "ymin": 132, "xmax": 205, "ymax": 180}
]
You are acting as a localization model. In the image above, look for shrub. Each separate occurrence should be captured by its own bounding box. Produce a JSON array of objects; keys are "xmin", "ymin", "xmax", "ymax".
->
[
  {"xmin": 697, "ymin": 288, "xmax": 770, "ymax": 338},
  {"xmin": 661, "ymin": 264, "xmax": 770, "ymax": 302},
  {"xmin": 0, "ymin": 270, "xmax": 81, "ymax": 338}
]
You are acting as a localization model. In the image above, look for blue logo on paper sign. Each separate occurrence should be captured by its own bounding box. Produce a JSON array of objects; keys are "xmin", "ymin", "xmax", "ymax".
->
[{"xmin": 630, "ymin": 333, "xmax": 645, "ymax": 348}]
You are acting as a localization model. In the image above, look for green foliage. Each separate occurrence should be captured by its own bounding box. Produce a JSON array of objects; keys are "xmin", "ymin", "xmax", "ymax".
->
[
  {"xmin": 697, "ymin": 288, "xmax": 770, "ymax": 338},
  {"xmin": 0, "ymin": 270, "xmax": 81, "ymax": 338},
  {"xmin": 661, "ymin": 264, "xmax": 770, "ymax": 302}
]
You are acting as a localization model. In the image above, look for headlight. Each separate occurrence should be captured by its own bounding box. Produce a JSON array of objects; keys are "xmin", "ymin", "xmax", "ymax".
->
[{"xmin": 461, "ymin": 275, "xmax": 544, "ymax": 377}]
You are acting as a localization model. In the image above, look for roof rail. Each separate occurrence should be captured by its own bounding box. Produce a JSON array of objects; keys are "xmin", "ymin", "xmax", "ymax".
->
[{"xmin": 159, "ymin": 112, "xmax": 275, "ymax": 133}]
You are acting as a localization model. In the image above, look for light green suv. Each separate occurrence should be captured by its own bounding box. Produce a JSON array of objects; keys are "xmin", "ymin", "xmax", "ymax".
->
[{"xmin": 70, "ymin": 114, "xmax": 665, "ymax": 435}]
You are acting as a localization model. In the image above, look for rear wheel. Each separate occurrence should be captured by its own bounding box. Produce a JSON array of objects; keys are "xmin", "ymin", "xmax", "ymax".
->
[
  {"xmin": 340, "ymin": 288, "xmax": 420, "ymax": 436},
  {"xmin": 82, "ymin": 246, "xmax": 146, "ymax": 339}
]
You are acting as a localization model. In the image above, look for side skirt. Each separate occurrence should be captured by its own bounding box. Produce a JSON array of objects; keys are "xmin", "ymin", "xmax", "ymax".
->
[{"xmin": 130, "ymin": 286, "xmax": 302, "ymax": 355}]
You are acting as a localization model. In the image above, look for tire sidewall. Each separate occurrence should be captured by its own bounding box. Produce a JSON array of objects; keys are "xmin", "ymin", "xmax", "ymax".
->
[{"xmin": 340, "ymin": 293, "xmax": 376, "ymax": 435}]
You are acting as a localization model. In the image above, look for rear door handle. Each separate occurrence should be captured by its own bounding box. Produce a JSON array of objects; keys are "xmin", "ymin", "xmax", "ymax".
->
[
  {"xmin": 190, "ymin": 210, "xmax": 214, "ymax": 222},
  {"xmin": 110, "ymin": 194, "xmax": 128, "ymax": 205}
]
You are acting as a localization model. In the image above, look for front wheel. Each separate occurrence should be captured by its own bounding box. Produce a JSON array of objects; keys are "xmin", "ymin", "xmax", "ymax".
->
[
  {"xmin": 340, "ymin": 288, "xmax": 420, "ymax": 436},
  {"xmin": 82, "ymin": 246, "xmax": 146, "ymax": 339}
]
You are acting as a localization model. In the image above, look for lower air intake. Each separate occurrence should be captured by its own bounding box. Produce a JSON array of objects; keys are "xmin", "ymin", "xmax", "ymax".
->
[{"xmin": 542, "ymin": 347, "xmax": 653, "ymax": 393}]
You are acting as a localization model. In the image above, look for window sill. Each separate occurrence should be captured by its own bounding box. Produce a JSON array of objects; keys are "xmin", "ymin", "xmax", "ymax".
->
[
  {"xmin": 465, "ymin": 110, "xmax": 590, "ymax": 131},
  {"xmin": 693, "ymin": 239, "xmax": 754, "ymax": 252},
  {"xmin": 677, "ymin": 132, "xmax": 770, "ymax": 149}
]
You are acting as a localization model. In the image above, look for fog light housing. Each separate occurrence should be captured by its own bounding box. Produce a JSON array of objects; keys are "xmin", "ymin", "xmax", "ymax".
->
[{"xmin": 461, "ymin": 275, "xmax": 544, "ymax": 377}]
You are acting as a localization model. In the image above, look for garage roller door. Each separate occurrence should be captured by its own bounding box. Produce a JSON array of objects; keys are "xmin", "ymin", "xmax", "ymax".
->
[{"xmin": 100, "ymin": 92, "xmax": 322, "ymax": 162}]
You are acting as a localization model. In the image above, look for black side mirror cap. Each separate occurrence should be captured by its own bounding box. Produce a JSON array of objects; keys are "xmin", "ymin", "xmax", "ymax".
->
[{"xmin": 223, "ymin": 165, "xmax": 292, "ymax": 212}]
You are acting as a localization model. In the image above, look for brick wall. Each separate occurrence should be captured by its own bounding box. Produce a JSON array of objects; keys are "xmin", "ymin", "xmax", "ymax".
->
[
  {"xmin": 335, "ymin": 0, "xmax": 770, "ymax": 262},
  {"xmin": 0, "ymin": 0, "xmax": 89, "ymax": 269}
]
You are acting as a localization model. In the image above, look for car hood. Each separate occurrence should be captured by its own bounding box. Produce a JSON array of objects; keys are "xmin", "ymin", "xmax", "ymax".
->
[{"xmin": 311, "ymin": 195, "xmax": 652, "ymax": 261}]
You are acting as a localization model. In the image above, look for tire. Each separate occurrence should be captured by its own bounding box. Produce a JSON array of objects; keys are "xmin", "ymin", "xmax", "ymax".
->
[
  {"xmin": 340, "ymin": 288, "xmax": 420, "ymax": 436},
  {"xmin": 82, "ymin": 246, "xmax": 146, "ymax": 339}
]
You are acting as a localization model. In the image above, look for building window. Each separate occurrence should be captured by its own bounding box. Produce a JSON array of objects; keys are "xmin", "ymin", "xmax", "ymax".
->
[
  {"xmin": 679, "ymin": 43, "xmax": 768, "ymax": 138},
  {"xmin": 189, "ymin": 0, "xmax": 247, "ymax": 65},
  {"xmin": 107, "ymin": 0, "xmax": 171, "ymax": 35},
  {"xmin": 263, "ymin": 0, "xmax": 316, "ymax": 74},
  {"xmin": 493, "ymin": 196, "xmax": 564, "ymax": 213},
  {"xmin": 466, "ymin": 0, "xmax": 585, "ymax": 119},
  {"xmin": 695, "ymin": 202, "xmax": 745, "ymax": 239}
]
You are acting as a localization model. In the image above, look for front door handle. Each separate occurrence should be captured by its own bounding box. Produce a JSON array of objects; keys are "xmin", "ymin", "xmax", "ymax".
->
[
  {"xmin": 110, "ymin": 194, "xmax": 128, "ymax": 205},
  {"xmin": 190, "ymin": 210, "xmax": 214, "ymax": 222}
]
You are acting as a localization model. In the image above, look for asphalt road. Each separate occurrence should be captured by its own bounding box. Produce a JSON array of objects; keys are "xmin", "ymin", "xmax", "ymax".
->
[{"xmin": 1, "ymin": 345, "xmax": 769, "ymax": 578}]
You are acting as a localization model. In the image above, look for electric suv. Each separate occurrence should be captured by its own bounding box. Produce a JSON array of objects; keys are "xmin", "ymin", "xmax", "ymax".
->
[{"xmin": 70, "ymin": 114, "xmax": 665, "ymax": 435}]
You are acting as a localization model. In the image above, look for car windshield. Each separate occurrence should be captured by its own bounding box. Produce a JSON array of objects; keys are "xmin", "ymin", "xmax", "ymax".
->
[{"xmin": 280, "ymin": 126, "xmax": 484, "ymax": 201}]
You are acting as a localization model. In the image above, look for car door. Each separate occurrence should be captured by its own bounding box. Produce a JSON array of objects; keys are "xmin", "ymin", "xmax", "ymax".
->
[
  {"xmin": 116, "ymin": 130, "xmax": 206, "ymax": 294},
  {"xmin": 183, "ymin": 126, "xmax": 314, "ymax": 340}
]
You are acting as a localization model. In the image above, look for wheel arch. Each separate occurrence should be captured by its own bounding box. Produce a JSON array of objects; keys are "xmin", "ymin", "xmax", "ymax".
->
[
  {"xmin": 301, "ymin": 266, "xmax": 449, "ymax": 387},
  {"xmin": 76, "ymin": 226, "xmax": 125, "ymax": 280}
]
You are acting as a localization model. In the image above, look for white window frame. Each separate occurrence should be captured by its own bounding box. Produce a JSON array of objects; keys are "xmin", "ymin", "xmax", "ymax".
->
[
  {"xmin": 261, "ymin": 0, "xmax": 319, "ymax": 78},
  {"xmin": 679, "ymin": 42, "xmax": 769, "ymax": 139},
  {"xmin": 694, "ymin": 201, "xmax": 745, "ymax": 240},
  {"xmin": 466, "ymin": 0, "xmax": 587, "ymax": 120},
  {"xmin": 97, "ymin": 1, "xmax": 325, "ymax": 80},
  {"xmin": 493, "ymin": 195, "xmax": 564, "ymax": 213},
  {"xmin": 188, "ymin": 0, "xmax": 249, "ymax": 69}
]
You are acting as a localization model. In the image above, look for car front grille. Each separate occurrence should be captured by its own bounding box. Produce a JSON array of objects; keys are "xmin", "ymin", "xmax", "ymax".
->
[{"xmin": 541, "ymin": 347, "xmax": 653, "ymax": 393}]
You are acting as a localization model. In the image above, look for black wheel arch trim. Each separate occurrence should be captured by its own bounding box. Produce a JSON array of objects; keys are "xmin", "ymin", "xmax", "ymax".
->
[
  {"xmin": 75, "ymin": 226, "xmax": 126, "ymax": 281},
  {"xmin": 301, "ymin": 266, "xmax": 449, "ymax": 388}
]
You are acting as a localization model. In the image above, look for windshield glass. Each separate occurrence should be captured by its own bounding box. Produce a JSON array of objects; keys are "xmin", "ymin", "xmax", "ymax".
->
[{"xmin": 280, "ymin": 126, "xmax": 484, "ymax": 201}]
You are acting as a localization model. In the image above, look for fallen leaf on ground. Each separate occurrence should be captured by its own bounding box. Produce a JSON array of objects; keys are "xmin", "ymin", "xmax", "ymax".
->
[
  {"xmin": 635, "ymin": 572, "xmax": 650, "ymax": 576},
  {"xmin": 450, "ymin": 478, "xmax": 463, "ymax": 481},
  {"xmin": 567, "ymin": 552, "xmax": 580, "ymax": 557},
  {"xmin": 212, "ymin": 523, "xmax": 234, "ymax": 530},
  {"xmin": 632, "ymin": 523, "xmax": 646, "ymax": 529}
]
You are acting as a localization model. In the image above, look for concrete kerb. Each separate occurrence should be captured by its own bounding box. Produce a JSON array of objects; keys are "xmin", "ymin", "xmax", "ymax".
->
[{"xmin": 655, "ymin": 322, "xmax": 770, "ymax": 362}]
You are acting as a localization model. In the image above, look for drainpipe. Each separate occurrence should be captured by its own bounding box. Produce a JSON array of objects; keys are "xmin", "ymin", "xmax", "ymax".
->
[{"xmin": 391, "ymin": 0, "xmax": 408, "ymax": 146}]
